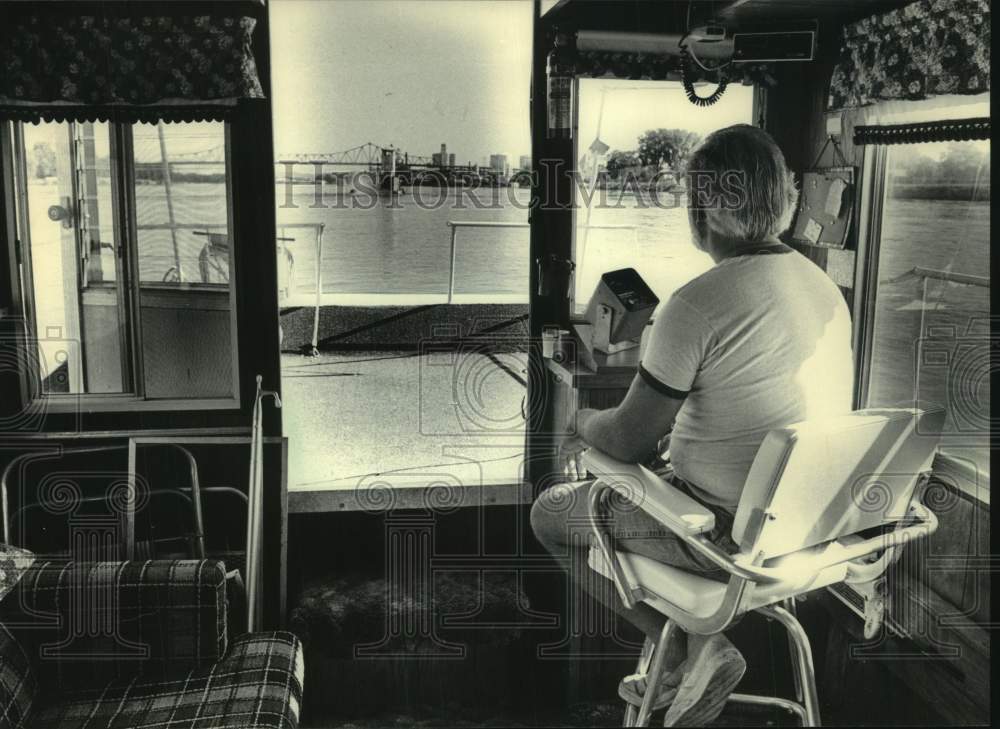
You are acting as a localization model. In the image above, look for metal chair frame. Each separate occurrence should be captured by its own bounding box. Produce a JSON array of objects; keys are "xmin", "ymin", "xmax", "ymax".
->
[
  {"xmin": 1, "ymin": 443, "xmax": 207, "ymax": 559},
  {"xmin": 585, "ymin": 455, "xmax": 938, "ymax": 728}
]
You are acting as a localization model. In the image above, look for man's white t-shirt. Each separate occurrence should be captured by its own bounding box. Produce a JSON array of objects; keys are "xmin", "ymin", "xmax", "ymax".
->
[{"xmin": 639, "ymin": 246, "xmax": 854, "ymax": 511}]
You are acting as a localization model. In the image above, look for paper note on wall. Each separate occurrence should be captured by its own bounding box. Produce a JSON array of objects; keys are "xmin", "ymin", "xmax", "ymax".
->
[
  {"xmin": 825, "ymin": 178, "xmax": 847, "ymax": 218},
  {"xmin": 803, "ymin": 217, "xmax": 823, "ymax": 244}
]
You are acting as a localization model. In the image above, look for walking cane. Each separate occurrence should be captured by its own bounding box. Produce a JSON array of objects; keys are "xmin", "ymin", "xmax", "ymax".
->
[{"xmin": 246, "ymin": 375, "xmax": 281, "ymax": 632}]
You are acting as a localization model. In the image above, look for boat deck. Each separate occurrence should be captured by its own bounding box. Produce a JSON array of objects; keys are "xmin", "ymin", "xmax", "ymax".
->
[{"xmin": 282, "ymin": 349, "xmax": 530, "ymax": 513}]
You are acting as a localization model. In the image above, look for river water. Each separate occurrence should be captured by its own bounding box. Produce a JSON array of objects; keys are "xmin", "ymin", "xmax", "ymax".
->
[
  {"xmin": 138, "ymin": 180, "xmax": 990, "ymax": 475},
  {"xmin": 274, "ymin": 183, "xmax": 713, "ymax": 306},
  {"xmin": 130, "ymin": 179, "xmax": 709, "ymax": 305}
]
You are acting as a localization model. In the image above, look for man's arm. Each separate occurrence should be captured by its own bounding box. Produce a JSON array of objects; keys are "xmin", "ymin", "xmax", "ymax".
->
[
  {"xmin": 560, "ymin": 292, "xmax": 704, "ymax": 481},
  {"xmin": 576, "ymin": 371, "xmax": 685, "ymax": 463}
]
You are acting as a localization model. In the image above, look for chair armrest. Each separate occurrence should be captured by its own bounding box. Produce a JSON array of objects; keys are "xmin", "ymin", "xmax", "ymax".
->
[
  {"xmin": 582, "ymin": 448, "xmax": 715, "ymax": 537},
  {"xmin": 4, "ymin": 559, "xmax": 228, "ymax": 689},
  {"xmin": 683, "ymin": 501, "xmax": 940, "ymax": 585}
]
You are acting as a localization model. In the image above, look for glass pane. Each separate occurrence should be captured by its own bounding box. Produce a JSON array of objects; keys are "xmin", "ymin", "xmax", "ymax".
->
[
  {"xmin": 867, "ymin": 140, "xmax": 990, "ymax": 477},
  {"xmin": 132, "ymin": 122, "xmax": 235, "ymax": 399},
  {"xmin": 77, "ymin": 124, "xmax": 118, "ymax": 285},
  {"xmin": 133, "ymin": 122, "xmax": 231, "ymax": 285},
  {"xmin": 273, "ymin": 0, "xmax": 531, "ymax": 304},
  {"xmin": 572, "ymin": 79, "xmax": 755, "ymax": 313},
  {"xmin": 21, "ymin": 121, "xmax": 127, "ymax": 394},
  {"xmin": 272, "ymin": 0, "xmax": 531, "ymax": 489}
]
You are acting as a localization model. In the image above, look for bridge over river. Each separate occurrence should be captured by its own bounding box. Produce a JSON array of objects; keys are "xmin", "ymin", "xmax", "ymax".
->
[{"xmin": 276, "ymin": 143, "xmax": 526, "ymax": 188}]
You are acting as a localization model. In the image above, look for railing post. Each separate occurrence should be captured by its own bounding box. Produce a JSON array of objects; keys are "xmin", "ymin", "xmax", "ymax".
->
[
  {"xmin": 311, "ymin": 225, "xmax": 324, "ymax": 355},
  {"xmin": 447, "ymin": 223, "xmax": 458, "ymax": 304},
  {"xmin": 157, "ymin": 122, "xmax": 183, "ymax": 281}
]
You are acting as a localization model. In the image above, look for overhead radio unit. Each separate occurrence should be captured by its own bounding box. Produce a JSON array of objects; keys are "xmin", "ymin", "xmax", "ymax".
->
[{"xmin": 732, "ymin": 30, "xmax": 815, "ymax": 62}]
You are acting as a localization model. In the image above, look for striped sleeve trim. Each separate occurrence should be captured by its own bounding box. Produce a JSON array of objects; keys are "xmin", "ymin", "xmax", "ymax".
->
[{"xmin": 638, "ymin": 364, "xmax": 690, "ymax": 400}]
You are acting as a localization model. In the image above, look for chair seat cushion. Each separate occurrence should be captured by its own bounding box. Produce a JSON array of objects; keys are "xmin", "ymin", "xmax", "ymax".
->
[
  {"xmin": 589, "ymin": 546, "xmax": 727, "ymax": 618},
  {"xmin": 29, "ymin": 631, "xmax": 303, "ymax": 729}
]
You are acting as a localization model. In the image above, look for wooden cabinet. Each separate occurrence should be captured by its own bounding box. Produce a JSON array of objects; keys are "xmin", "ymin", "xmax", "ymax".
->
[
  {"xmin": 546, "ymin": 323, "xmax": 650, "ymax": 409},
  {"xmin": 541, "ymin": 326, "xmax": 650, "ymax": 481}
]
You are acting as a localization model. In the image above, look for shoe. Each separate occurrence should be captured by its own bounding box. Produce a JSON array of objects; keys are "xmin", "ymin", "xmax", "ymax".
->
[
  {"xmin": 618, "ymin": 661, "xmax": 686, "ymax": 710},
  {"xmin": 662, "ymin": 635, "xmax": 745, "ymax": 727}
]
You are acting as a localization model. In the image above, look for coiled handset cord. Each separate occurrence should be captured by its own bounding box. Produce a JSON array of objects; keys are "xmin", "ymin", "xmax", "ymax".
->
[{"xmin": 680, "ymin": 45, "xmax": 729, "ymax": 107}]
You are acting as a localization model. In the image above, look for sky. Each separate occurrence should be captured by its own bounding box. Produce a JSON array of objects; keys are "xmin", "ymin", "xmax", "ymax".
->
[
  {"xmin": 269, "ymin": 1, "xmax": 759, "ymax": 165},
  {"xmin": 270, "ymin": 0, "xmax": 534, "ymax": 165},
  {"xmin": 577, "ymin": 78, "xmax": 755, "ymax": 154}
]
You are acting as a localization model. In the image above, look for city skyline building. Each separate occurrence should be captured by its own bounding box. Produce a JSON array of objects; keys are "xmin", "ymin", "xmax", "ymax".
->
[{"xmin": 490, "ymin": 153, "xmax": 509, "ymax": 177}]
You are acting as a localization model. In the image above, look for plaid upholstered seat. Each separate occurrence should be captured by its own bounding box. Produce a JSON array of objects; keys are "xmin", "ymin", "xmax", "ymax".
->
[
  {"xmin": 0, "ymin": 560, "xmax": 303, "ymax": 729},
  {"xmin": 0, "ymin": 623, "xmax": 37, "ymax": 729},
  {"xmin": 31, "ymin": 632, "xmax": 302, "ymax": 729}
]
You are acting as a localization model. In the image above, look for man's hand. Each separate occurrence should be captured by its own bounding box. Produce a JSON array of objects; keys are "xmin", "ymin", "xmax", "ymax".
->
[
  {"xmin": 561, "ymin": 408, "xmax": 599, "ymax": 481},
  {"xmin": 560, "ymin": 433, "xmax": 590, "ymax": 482}
]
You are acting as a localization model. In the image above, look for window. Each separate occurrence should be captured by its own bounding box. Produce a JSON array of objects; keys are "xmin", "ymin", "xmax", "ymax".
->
[
  {"xmin": 863, "ymin": 137, "xmax": 990, "ymax": 481},
  {"xmin": 7, "ymin": 120, "xmax": 238, "ymax": 407},
  {"xmin": 272, "ymin": 0, "xmax": 532, "ymax": 494},
  {"xmin": 571, "ymin": 79, "xmax": 757, "ymax": 314},
  {"xmin": 18, "ymin": 121, "xmax": 127, "ymax": 394}
]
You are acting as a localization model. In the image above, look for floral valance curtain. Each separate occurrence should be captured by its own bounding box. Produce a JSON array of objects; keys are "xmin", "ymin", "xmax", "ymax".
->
[
  {"xmin": 0, "ymin": 13, "xmax": 265, "ymax": 122},
  {"xmin": 572, "ymin": 50, "xmax": 774, "ymax": 87},
  {"xmin": 828, "ymin": 0, "xmax": 990, "ymax": 110}
]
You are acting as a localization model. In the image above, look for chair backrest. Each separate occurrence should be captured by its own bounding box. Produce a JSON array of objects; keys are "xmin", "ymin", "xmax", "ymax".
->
[{"xmin": 731, "ymin": 407, "xmax": 945, "ymax": 560}]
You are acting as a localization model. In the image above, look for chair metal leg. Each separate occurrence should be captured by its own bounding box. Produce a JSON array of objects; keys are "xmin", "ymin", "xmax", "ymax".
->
[
  {"xmin": 635, "ymin": 620, "xmax": 677, "ymax": 727},
  {"xmin": 637, "ymin": 636, "xmax": 656, "ymax": 675},
  {"xmin": 784, "ymin": 598, "xmax": 804, "ymax": 703},
  {"xmin": 623, "ymin": 638, "xmax": 655, "ymax": 727},
  {"xmin": 728, "ymin": 693, "xmax": 807, "ymax": 724},
  {"xmin": 759, "ymin": 604, "xmax": 822, "ymax": 726},
  {"xmin": 623, "ymin": 606, "xmax": 820, "ymax": 727}
]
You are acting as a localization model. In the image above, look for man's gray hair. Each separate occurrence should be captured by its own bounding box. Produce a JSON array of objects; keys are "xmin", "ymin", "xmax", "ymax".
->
[{"xmin": 685, "ymin": 124, "xmax": 799, "ymax": 242}]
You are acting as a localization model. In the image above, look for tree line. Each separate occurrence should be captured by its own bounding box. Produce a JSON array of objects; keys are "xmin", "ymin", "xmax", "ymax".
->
[
  {"xmin": 891, "ymin": 143, "xmax": 990, "ymax": 200},
  {"xmin": 604, "ymin": 128, "xmax": 701, "ymax": 181}
]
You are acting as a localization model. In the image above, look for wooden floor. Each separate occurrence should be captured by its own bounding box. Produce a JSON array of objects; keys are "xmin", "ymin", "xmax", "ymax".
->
[{"xmin": 300, "ymin": 701, "xmax": 799, "ymax": 727}]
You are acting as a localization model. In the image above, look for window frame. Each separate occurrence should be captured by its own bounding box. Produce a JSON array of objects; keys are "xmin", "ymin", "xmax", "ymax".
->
[
  {"xmin": 3, "ymin": 119, "xmax": 241, "ymax": 413},
  {"xmin": 853, "ymin": 138, "xmax": 990, "ymax": 499},
  {"xmin": 852, "ymin": 143, "xmax": 887, "ymax": 410},
  {"xmin": 567, "ymin": 80, "xmax": 763, "ymax": 318}
]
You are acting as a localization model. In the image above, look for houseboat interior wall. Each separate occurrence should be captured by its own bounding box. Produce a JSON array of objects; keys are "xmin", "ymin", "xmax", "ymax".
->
[
  {"xmin": 0, "ymin": 0, "xmax": 287, "ymax": 632},
  {"xmin": 0, "ymin": 0, "xmax": 991, "ymax": 727}
]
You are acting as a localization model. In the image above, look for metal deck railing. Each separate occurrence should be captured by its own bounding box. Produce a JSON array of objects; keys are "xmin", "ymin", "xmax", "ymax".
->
[
  {"xmin": 275, "ymin": 220, "xmax": 638, "ymax": 352},
  {"xmin": 445, "ymin": 220, "xmax": 637, "ymax": 304}
]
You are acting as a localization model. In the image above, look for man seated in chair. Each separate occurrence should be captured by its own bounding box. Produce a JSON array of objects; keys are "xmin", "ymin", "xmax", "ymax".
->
[{"xmin": 531, "ymin": 125, "xmax": 854, "ymax": 726}]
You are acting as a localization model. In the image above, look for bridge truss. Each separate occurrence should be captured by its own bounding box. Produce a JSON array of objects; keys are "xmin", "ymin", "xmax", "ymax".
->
[{"xmin": 277, "ymin": 142, "xmax": 391, "ymax": 167}]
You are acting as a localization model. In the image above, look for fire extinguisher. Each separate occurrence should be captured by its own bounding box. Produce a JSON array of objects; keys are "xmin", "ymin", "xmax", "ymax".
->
[{"xmin": 546, "ymin": 31, "xmax": 574, "ymax": 140}]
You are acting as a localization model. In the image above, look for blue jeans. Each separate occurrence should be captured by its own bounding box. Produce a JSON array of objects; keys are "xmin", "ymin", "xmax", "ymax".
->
[
  {"xmin": 530, "ymin": 466, "xmax": 739, "ymax": 638},
  {"xmin": 531, "ymin": 466, "xmax": 738, "ymax": 581}
]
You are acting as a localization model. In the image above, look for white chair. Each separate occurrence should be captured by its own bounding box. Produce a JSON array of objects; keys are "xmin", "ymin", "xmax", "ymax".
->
[{"xmin": 583, "ymin": 407, "xmax": 945, "ymax": 727}]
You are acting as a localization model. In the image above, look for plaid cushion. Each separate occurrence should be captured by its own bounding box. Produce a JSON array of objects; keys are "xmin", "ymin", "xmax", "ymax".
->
[
  {"xmin": 31, "ymin": 631, "xmax": 303, "ymax": 729},
  {"xmin": 3, "ymin": 560, "xmax": 227, "ymax": 689},
  {"xmin": 0, "ymin": 624, "xmax": 36, "ymax": 729},
  {"xmin": 0, "ymin": 545, "xmax": 34, "ymax": 604}
]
